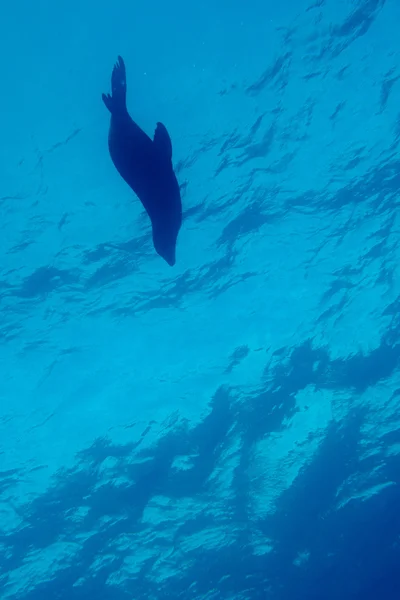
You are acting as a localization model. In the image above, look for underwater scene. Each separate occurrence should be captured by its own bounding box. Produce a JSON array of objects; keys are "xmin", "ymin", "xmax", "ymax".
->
[{"xmin": 1, "ymin": 0, "xmax": 400, "ymax": 598}]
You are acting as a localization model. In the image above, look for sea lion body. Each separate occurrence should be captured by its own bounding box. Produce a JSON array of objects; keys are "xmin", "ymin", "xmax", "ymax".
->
[{"xmin": 102, "ymin": 56, "xmax": 182, "ymax": 266}]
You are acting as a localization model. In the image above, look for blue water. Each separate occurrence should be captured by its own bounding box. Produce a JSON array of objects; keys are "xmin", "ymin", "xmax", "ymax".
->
[{"xmin": 1, "ymin": 0, "xmax": 400, "ymax": 598}]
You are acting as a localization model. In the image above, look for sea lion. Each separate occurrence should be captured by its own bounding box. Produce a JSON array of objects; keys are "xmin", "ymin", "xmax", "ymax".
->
[{"xmin": 102, "ymin": 56, "xmax": 182, "ymax": 266}]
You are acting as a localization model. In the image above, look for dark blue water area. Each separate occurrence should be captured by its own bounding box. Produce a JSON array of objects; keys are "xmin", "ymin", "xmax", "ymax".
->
[{"xmin": 1, "ymin": 0, "xmax": 400, "ymax": 598}]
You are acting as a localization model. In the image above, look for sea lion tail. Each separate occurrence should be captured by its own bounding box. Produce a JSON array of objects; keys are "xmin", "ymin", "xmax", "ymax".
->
[{"xmin": 102, "ymin": 56, "xmax": 127, "ymax": 114}]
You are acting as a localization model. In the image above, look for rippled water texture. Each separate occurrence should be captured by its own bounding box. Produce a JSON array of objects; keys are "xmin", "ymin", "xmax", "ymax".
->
[{"xmin": 1, "ymin": 0, "xmax": 400, "ymax": 598}]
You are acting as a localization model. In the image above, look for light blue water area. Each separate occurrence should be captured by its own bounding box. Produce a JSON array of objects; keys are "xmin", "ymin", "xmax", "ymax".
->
[{"xmin": 1, "ymin": 0, "xmax": 400, "ymax": 598}]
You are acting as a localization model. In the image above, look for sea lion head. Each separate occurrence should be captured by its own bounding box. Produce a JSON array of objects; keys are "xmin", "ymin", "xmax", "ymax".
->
[{"xmin": 152, "ymin": 219, "xmax": 179, "ymax": 267}]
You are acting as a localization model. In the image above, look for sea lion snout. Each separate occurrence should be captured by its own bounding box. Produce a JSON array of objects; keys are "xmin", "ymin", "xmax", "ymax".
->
[{"xmin": 152, "ymin": 223, "xmax": 179, "ymax": 267}]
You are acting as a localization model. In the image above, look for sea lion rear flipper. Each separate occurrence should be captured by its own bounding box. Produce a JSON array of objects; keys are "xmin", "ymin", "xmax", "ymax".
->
[
  {"xmin": 153, "ymin": 122, "xmax": 173, "ymax": 161},
  {"xmin": 102, "ymin": 56, "xmax": 127, "ymax": 114}
]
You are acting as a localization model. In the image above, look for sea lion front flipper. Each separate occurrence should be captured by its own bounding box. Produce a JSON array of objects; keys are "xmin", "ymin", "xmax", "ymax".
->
[
  {"xmin": 102, "ymin": 55, "xmax": 127, "ymax": 114},
  {"xmin": 153, "ymin": 122, "xmax": 173, "ymax": 161}
]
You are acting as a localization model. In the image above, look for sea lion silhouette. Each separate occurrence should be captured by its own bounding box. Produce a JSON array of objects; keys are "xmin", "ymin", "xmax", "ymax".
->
[{"xmin": 102, "ymin": 56, "xmax": 182, "ymax": 266}]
